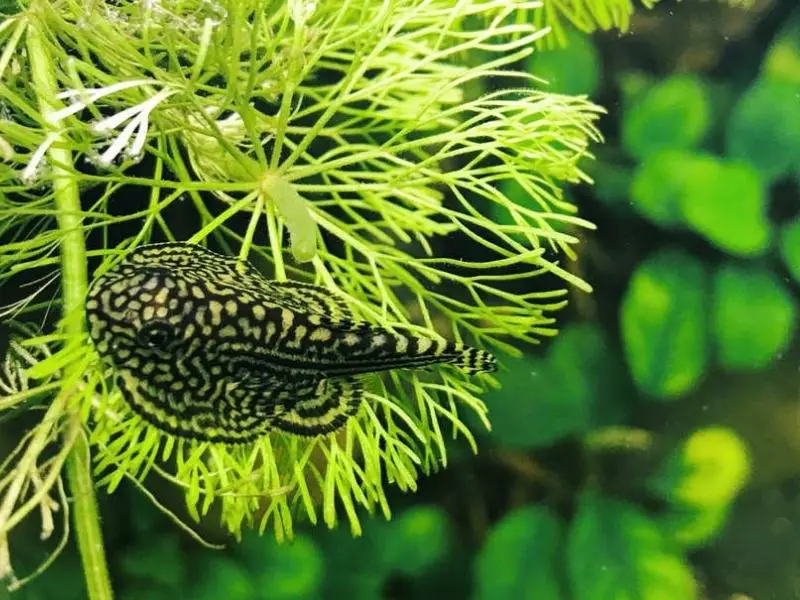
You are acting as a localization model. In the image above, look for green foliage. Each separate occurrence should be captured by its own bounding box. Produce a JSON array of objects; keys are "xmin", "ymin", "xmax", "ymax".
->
[
  {"xmin": 529, "ymin": 0, "xmax": 648, "ymax": 48},
  {"xmin": 7, "ymin": 544, "xmax": 87, "ymax": 600},
  {"xmin": 651, "ymin": 427, "xmax": 750, "ymax": 548},
  {"xmin": 762, "ymin": 12, "xmax": 800, "ymax": 85},
  {"xmin": 726, "ymin": 78, "xmax": 800, "ymax": 182},
  {"xmin": 481, "ymin": 355, "xmax": 554, "ymax": 448},
  {"xmin": 474, "ymin": 506, "xmax": 564, "ymax": 600},
  {"xmin": 567, "ymin": 491, "xmax": 697, "ymax": 600},
  {"xmin": 650, "ymin": 427, "xmax": 750, "ymax": 509},
  {"xmin": 0, "ymin": 2, "xmax": 605, "ymax": 586},
  {"xmin": 243, "ymin": 536, "xmax": 324, "ymax": 600},
  {"xmin": 489, "ymin": 179, "xmax": 573, "ymax": 241},
  {"xmin": 620, "ymin": 249, "xmax": 709, "ymax": 399},
  {"xmin": 377, "ymin": 506, "xmax": 450, "ymax": 577},
  {"xmin": 578, "ymin": 15, "xmax": 790, "ymax": 585},
  {"xmin": 471, "ymin": 438, "xmax": 751, "ymax": 599},
  {"xmin": 631, "ymin": 150, "xmax": 771, "ymax": 255},
  {"xmin": 622, "ymin": 76, "xmax": 710, "ymax": 161},
  {"xmin": 316, "ymin": 506, "xmax": 455, "ymax": 599},
  {"xmin": 119, "ymin": 534, "xmax": 186, "ymax": 590},
  {"xmin": 660, "ymin": 504, "xmax": 731, "ymax": 549},
  {"xmin": 578, "ymin": 9, "xmax": 795, "ymax": 590},
  {"xmin": 125, "ymin": 531, "xmax": 325, "ymax": 600},
  {"xmin": 630, "ymin": 150, "xmax": 715, "ymax": 226},
  {"xmin": 189, "ymin": 557, "xmax": 256, "ymax": 600},
  {"xmin": 317, "ymin": 527, "xmax": 385, "ymax": 600},
  {"xmin": 711, "ymin": 263, "xmax": 797, "ymax": 370},
  {"xmin": 482, "ymin": 323, "xmax": 630, "ymax": 448},
  {"xmin": 118, "ymin": 586, "xmax": 176, "ymax": 600},
  {"xmin": 678, "ymin": 160, "xmax": 770, "ymax": 256},
  {"xmin": 585, "ymin": 160, "xmax": 633, "ymax": 208},
  {"xmin": 529, "ymin": 0, "xmax": 752, "ymax": 49},
  {"xmin": 0, "ymin": 0, "xmax": 19, "ymax": 15},
  {"xmin": 0, "ymin": 1, "xmax": 775, "ymax": 598},
  {"xmin": 526, "ymin": 28, "xmax": 601, "ymax": 96},
  {"xmin": 780, "ymin": 216, "xmax": 800, "ymax": 283}
]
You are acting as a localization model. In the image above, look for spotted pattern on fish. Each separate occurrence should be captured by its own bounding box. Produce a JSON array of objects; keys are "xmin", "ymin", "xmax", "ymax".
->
[{"xmin": 85, "ymin": 243, "xmax": 497, "ymax": 443}]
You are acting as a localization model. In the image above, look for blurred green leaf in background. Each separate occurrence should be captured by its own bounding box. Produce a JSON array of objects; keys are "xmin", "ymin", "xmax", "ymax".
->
[
  {"xmin": 375, "ymin": 506, "xmax": 451, "ymax": 578},
  {"xmin": 780, "ymin": 216, "xmax": 800, "ymax": 283},
  {"xmin": 567, "ymin": 491, "xmax": 697, "ymax": 600},
  {"xmin": 711, "ymin": 263, "xmax": 797, "ymax": 370},
  {"xmin": 623, "ymin": 76, "xmax": 711, "ymax": 161},
  {"xmin": 678, "ymin": 160, "xmax": 771, "ymax": 257},
  {"xmin": 482, "ymin": 323, "xmax": 631, "ymax": 448},
  {"xmin": 621, "ymin": 249, "xmax": 709, "ymax": 399},
  {"xmin": 630, "ymin": 150, "xmax": 716, "ymax": 227},
  {"xmin": 726, "ymin": 78, "xmax": 800, "ymax": 182},
  {"xmin": 474, "ymin": 506, "xmax": 564, "ymax": 600},
  {"xmin": 650, "ymin": 427, "xmax": 751, "ymax": 547},
  {"xmin": 526, "ymin": 28, "xmax": 602, "ymax": 97}
]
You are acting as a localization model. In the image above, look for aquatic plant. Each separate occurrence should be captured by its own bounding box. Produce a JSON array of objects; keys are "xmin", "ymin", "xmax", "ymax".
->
[
  {"xmin": 528, "ymin": 0, "xmax": 755, "ymax": 46},
  {"xmin": 0, "ymin": 0, "xmax": 602, "ymax": 596}
]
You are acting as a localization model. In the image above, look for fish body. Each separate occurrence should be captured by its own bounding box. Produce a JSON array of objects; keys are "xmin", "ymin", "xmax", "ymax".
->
[{"xmin": 86, "ymin": 243, "xmax": 496, "ymax": 442}]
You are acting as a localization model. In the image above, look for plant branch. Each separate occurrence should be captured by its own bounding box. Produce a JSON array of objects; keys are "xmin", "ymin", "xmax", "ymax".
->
[{"xmin": 25, "ymin": 16, "xmax": 114, "ymax": 600}]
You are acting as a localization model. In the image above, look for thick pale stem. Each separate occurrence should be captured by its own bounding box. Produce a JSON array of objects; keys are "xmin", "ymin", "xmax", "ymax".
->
[
  {"xmin": 26, "ymin": 18, "xmax": 114, "ymax": 600},
  {"xmin": 260, "ymin": 171, "xmax": 318, "ymax": 263}
]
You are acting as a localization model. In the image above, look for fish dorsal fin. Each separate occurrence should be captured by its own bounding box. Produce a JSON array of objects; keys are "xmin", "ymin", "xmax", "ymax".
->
[{"xmin": 268, "ymin": 280, "xmax": 354, "ymax": 322}]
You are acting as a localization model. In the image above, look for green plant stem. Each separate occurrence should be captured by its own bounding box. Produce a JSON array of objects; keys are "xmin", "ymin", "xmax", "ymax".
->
[{"xmin": 26, "ymin": 18, "xmax": 114, "ymax": 600}]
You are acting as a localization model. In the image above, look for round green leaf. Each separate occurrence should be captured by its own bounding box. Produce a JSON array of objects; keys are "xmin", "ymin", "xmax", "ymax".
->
[
  {"xmin": 678, "ymin": 160, "xmax": 771, "ymax": 256},
  {"xmin": 712, "ymin": 263, "xmax": 797, "ymax": 370},
  {"xmin": 119, "ymin": 586, "xmax": 177, "ymax": 600},
  {"xmin": 379, "ymin": 506, "xmax": 450, "ymax": 577},
  {"xmin": 17, "ymin": 548, "xmax": 86, "ymax": 600},
  {"xmin": 630, "ymin": 150, "xmax": 717, "ymax": 227},
  {"xmin": 622, "ymin": 75, "xmax": 710, "ymax": 160},
  {"xmin": 567, "ymin": 491, "xmax": 697, "ymax": 600},
  {"xmin": 620, "ymin": 250, "xmax": 709, "ymax": 399},
  {"xmin": 119, "ymin": 533, "xmax": 186, "ymax": 589},
  {"xmin": 483, "ymin": 355, "xmax": 581, "ymax": 448},
  {"xmin": 653, "ymin": 427, "xmax": 750, "ymax": 549},
  {"xmin": 618, "ymin": 71, "xmax": 653, "ymax": 107},
  {"xmin": 484, "ymin": 324, "xmax": 631, "ymax": 449},
  {"xmin": 190, "ymin": 558, "xmax": 256, "ymax": 600},
  {"xmin": 660, "ymin": 504, "xmax": 731, "ymax": 549},
  {"xmin": 726, "ymin": 78, "xmax": 800, "ymax": 182},
  {"xmin": 762, "ymin": 16, "xmax": 800, "ymax": 86},
  {"xmin": 316, "ymin": 527, "xmax": 385, "ymax": 600},
  {"xmin": 584, "ymin": 159, "xmax": 633, "ymax": 209},
  {"xmin": 649, "ymin": 427, "xmax": 750, "ymax": 509},
  {"xmin": 252, "ymin": 535, "xmax": 324, "ymax": 600},
  {"xmin": 474, "ymin": 506, "xmax": 564, "ymax": 600},
  {"xmin": 526, "ymin": 29, "xmax": 600, "ymax": 96},
  {"xmin": 0, "ymin": 0, "xmax": 20, "ymax": 15},
  {"xmin": 546, "ymin": 323, "xmax": 632, "ymax": 428},
  {"xmin": 780, "ymin": 216, "xmax": 800, "ymax": 283}
]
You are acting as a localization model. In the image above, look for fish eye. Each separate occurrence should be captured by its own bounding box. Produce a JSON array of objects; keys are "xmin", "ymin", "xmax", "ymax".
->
[{"xmin": 137, "ymin": 320, "xmax": 176, "ymax": 348}]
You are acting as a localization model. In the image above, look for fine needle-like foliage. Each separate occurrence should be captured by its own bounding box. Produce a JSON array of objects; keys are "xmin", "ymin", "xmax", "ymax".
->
[
  {"xmin": 0, "ymin": 0, "xmax": 601, "ymax": 592},
  {"xmin": 529, "ymin": 0, "xmax": 754, "ymax": 47}
]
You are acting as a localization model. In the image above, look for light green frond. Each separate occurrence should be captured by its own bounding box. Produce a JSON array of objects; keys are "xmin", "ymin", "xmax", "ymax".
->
[{"xmin": 526, "ymin": 0, "xmax": 752, "ymax": 48}]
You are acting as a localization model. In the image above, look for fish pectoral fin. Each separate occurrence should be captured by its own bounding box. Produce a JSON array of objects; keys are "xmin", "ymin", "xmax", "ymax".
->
[
  {"xmin": 272, "ymin": 376, "xmax": 364, "ymax": 436},
  {"xmin": 118, "ymin": 369, "xmax": 281, "ymax": 443},
  {"xmin": 227, "ymin": 356, "xmax": 300, "ymax": 391}
]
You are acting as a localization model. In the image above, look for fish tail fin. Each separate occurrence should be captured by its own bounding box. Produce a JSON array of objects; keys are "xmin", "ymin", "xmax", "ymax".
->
[{"xmin": 452, "ymin": 345, "xmax": 497, "ymax": 374}]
